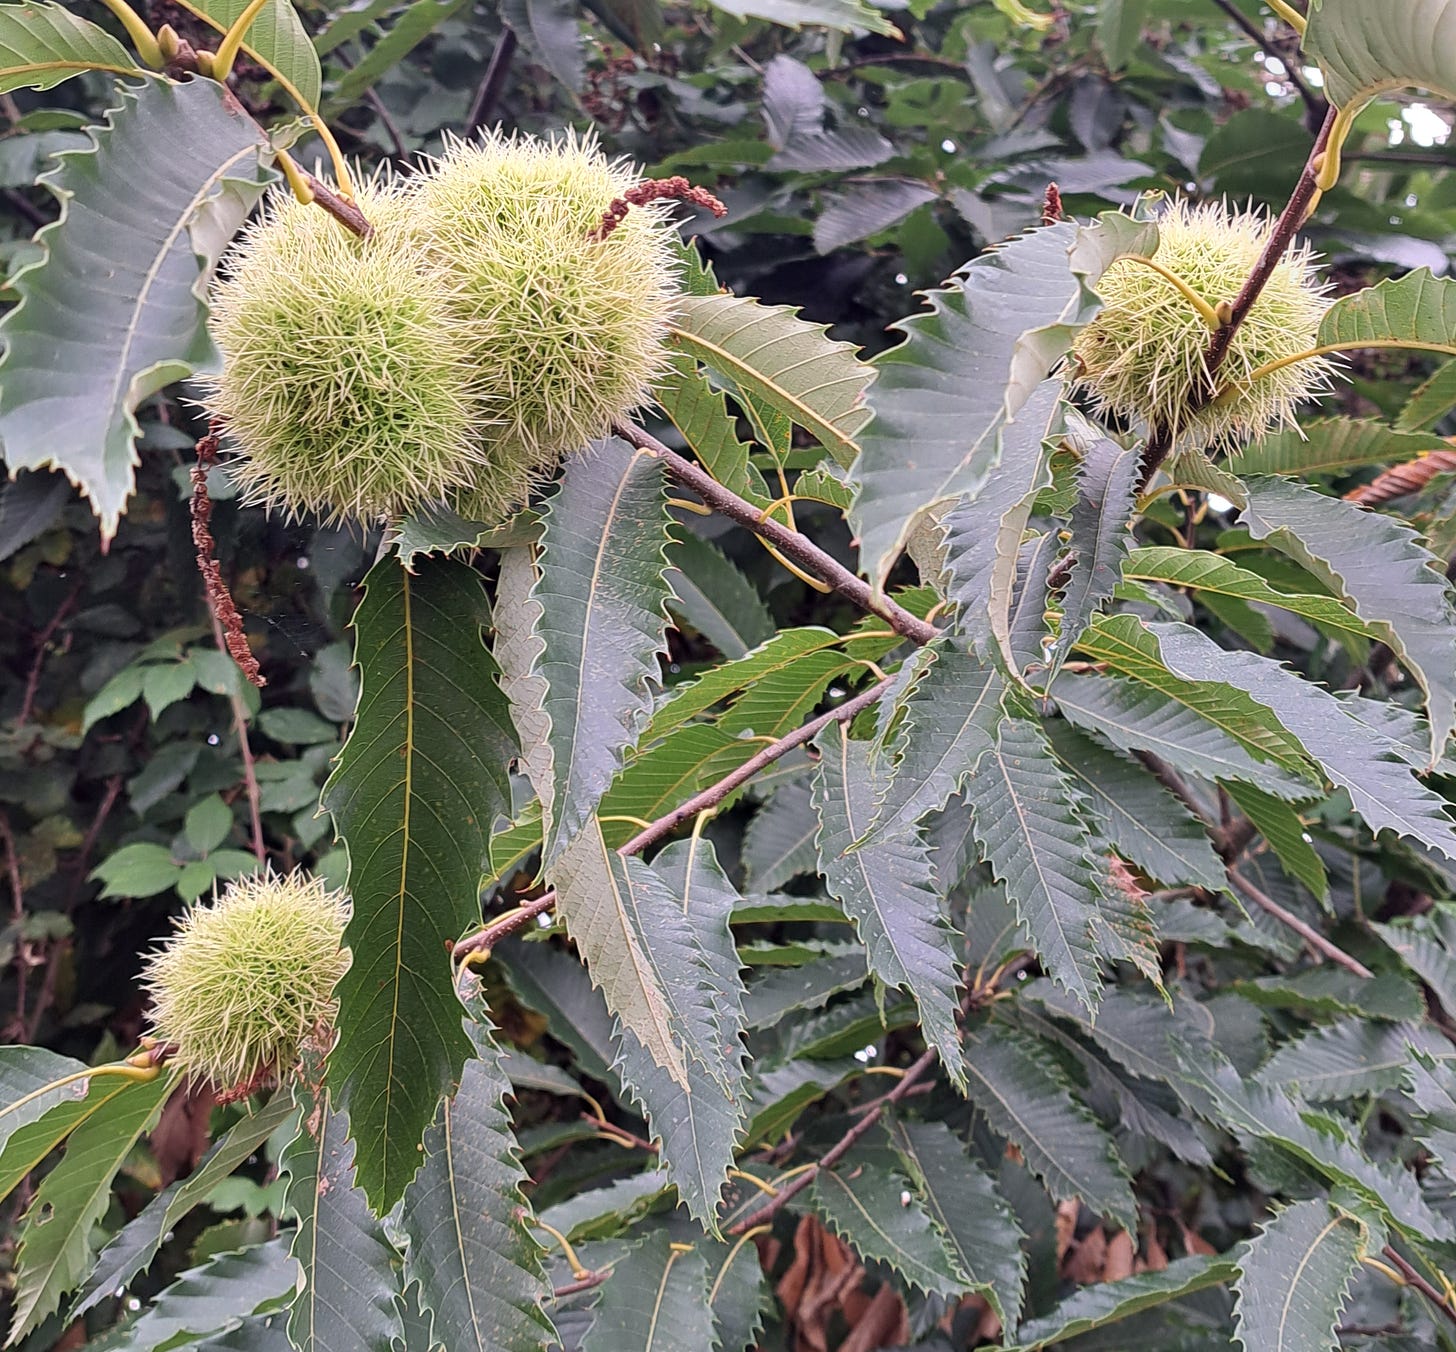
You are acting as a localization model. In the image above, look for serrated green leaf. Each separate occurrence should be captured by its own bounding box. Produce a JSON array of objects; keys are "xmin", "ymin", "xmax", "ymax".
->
[
  {"xmin": 8, "ymin": 1068, "xmax": 180, "ymax": 1344},
  {"xmin": 613, "ymin": 838, "xmax": 748, "ymax": 1230},
  {"xmin": 1123, "ymin": 546, "xmax": 1378, "ymax": 641},
  {"xmin": 865, "ymin": 641, "xmax": 1005, "ymax": 841},
  {"xmin": 654, "ymin": 358, "xmax": 767, "ymax": 508},
  {"xmin": 551, "ymin": 817, "xmax": 726, "ymax": 1100},
  {"xmin": 643, "ymin": 627, "xmax": 847, "ymax": 744},
  {"xmin": 743, "ymin": 949, "xmax": 866, "ymax": 1029},
  {"xmin": 0, "ymin": 2, "xmax": 137, "ymax": 92},
  {"xmin": 1177, "ymin": 1054, "xmax": 1454, "ymax": 1243},
  {"xmin": 1222, "ymin": 781, "xmax": 1328, "ymax": 900},
  {"xmin": 1232, "ymin": 1201, "xmax": 1367, "ymax": 1352},
  {"xmin": 0, "ymin": 79, "xmax": 268, "ymax": 541},
  {"xmin": 1012, "ymin": 1255, "xmax": 1236, "ymax": 1350},
  {"xmin": 701, "ymin": 1231, "xmax": 771, "ymax": 1352},
  {"xmin": 1228, "ymin": 417, "xmax": 1450, "ymax": 478},
  {"xmin": 744, "ymin": 1057, "xmax": 858, "ymax": 1144},
  {"xmin": 579, "ymin": 1228, "xmax": 713, "ymax": 1352},
  {"xmin": 665, "ymin": 532, "xmax": 773, "ymax": 660},
  {"xmin": 810, "ymin": 1141, "xmax": 971, "ymax": 1298},
  {"xmin": 1316, "ymin": 267, "xmax": 1456, "ymax": 363},
  {"xmin": 499, "ymin": 940, "xmax": 618, "ymax": 1089},
  {"xmin": 1374, "ymin": 908, "xmax": 1456, "ymax": 1020},
  {"xmin": 75, "ymin": 1090, "xmax": 297, "ymax": 1317},
  {"xmin": 1241, "ymin": 476, "xmax": 1456, "ymax": 762},
  {"xmin": 965, "ymin": 707, "xmax": 1104, "ymax": 1013},
  {"xmin": 851, "ymin": 220, "xmax": 1087, "ymax": 585},
  {"xmin": 1398, "ymin": 357, "xmax": 1456, "ymax": 432},
  {"xmin": 538, "ymin": 1171, "xmax": 672, "ymax": 1243},
  {"xmin": 963, "ymin": 1025, "xmax": 1135, "ymax": 1230},
  {"xmin": 600, "ymin": 724, "xmax": 756, "ymax": 845},
  {"xmin": 1258, "ymin": 1018, "xmax": 1451, "ymax": 1100},
  {"xmin": 399, "ymin": 1017, "xmax": 555, "ymax": 1352},
  {"xmin": 100, "ymin": 1240, "xmax": 296, "ymax": 1351},
  {"xmin": 1050, "ymin": 669, "xmax": 1316, "ymax": 800},
  {"xmin": 742, "ymin": 780, "xmax": 820, "ymax": 891},
  {"xmin": 322, "ymin": 557, "xmax": 517, "ymax": 1210},
  {"xmin": 813, "ymin": 723, "xmax": 965, "ymax": 1087},
  {"xmin": 1075, "ymin": 613, "xmax": 1324, "ymax": 776},
  {"xmin": 1146, "ymin": 618, "xmax": 1456, "ymax": 862},
  {"xmin": 282, "ymin": 1074, "xmax": 404, "ymax": 1352},
  {"xmin": 1304, "ymin": 0, "xmax": 1456, "ymax": 108},
  {"xmin": 167, "ymin": 0, "xmax": 322, "ymax": 108},
  {"xmin": 1050, "ymin": 438, "xmax": 1141, "ymax": 676},
  {"xmin": 0, "ymin": 1047, "xmax": 87, "ymax": 1164},
  {"xmin": 888, "ymin": 1120, "xmax": 1026, "ymax": 1327},
  {"xmin": 1043, "ymin": 720, "xmax": 1224, "ymax": 891},
  {"xmin": 669, "ymin": 292, "xmax": 874, "ymax": 471},
  {"xmin": 534, "ymin": 438, "xmax": 673, "ymax": 865}
]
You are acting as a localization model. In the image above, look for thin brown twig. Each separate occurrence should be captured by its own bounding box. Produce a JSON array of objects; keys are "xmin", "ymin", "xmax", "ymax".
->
[
  {"xmin": 302, "ymin": 172, "xmax": 373, "ymax": 239},
  {"xmin": 614, "ymin": 421, "xmax": 940, "ymax": 647},
  {"xmin": 552, "ymin": 1270, "xmax": 610, "ymax": 1299},
  {"xmin": 465, "ymin": 27, "xmax": 517, "ymax": 137},
  {"xmin": 1383, "ymin": 1246, "xmax": 1456, "ymax": 1329},
  {"xmin": 17, "ymin": 576, "xmax": 82, "ymax": 726},
  {"xmin": 1209, "ymin": 0, "xmax": 1327, "ymax": 127},
  {"xmin": 1227, "ymin": 867, "xmax": 1373, "ymax": 978},
  {"xmin": 454, "ymin": 678, "xmax": 892, "ymax": 958},
  {"xmin": 725, "ymin": 1046, "xmax": 939, "ymax": 1237},
  {"xmin": 209, "ymin": 609, "xmax": 266, "ymax": 864},
  {"xmin": 0, "ymin": 810, "xmax": 29, "ymax": 1036},
  {"xmin": 365, "ymin": 88, "xmax": 407, "ymax": 161}
]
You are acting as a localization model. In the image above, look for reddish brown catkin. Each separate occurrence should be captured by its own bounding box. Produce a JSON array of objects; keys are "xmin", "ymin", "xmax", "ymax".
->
[
  {"xmin": 192, "ymin": 431, "xmax": 265, "ymax": 688},
  {"xmin": 592, "ymin": 176, "xmax": 728, "ymax": 241}
]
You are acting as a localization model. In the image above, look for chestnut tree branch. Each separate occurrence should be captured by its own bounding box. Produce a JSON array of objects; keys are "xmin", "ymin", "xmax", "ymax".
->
[{"xmin": 613, "ymin": 420, "xmax": 941, "ymax": 647}]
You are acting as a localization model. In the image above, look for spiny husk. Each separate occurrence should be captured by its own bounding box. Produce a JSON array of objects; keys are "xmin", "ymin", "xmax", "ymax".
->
[
  {"xmin": 409, "ymin": 129, "xmax": 680, "ymax": 478},
  {"xmin": 1069, "ymin": 199, "xmax": 1333, "ymax": 447},
  {"xmin": 142, "ymin": 869, "xmax": 349, "ymax": 1089},
  {"xmin": 200, "ymin": 178, "xmax": 489, "ymax": 523}
]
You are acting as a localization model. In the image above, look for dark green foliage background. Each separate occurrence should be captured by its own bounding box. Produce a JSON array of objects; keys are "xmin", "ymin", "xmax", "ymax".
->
[{"xmin": 1, "ymin": 0, "xmax": 1455, "ymax": 1348}]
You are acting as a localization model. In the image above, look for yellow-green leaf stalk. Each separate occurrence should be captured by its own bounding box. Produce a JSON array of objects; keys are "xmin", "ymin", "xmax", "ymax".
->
[
  {"xmin": 1068, "ymin": 199, "xmax": 1334, "ymax": 447},
  {"xmin": 198, "ymin": 177, "xmax": 489, "ymax": 522},
  {"xmin": 408, "ymin": 129, "xmax": 681, "ymax": 501},
  {"xmin": 141, "ymin": 870, "xmax": 350, "ymax": 1091}
]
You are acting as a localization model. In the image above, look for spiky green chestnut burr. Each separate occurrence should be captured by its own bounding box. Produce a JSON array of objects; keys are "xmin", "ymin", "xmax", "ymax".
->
[
  {"xmin": 141, "ymin": 870, "xmax": 349, "ymax": 1090},
  {"xmin": 1069, "ymin": 199, "xmax": 1333, "ymax": 446},
  {"xmin": 199, "ymin": 180, "xmax": 487, "ymax": 522},
  {"xmin": 409, "ymin": 130, "xmax": 680, "ymax": 478}
]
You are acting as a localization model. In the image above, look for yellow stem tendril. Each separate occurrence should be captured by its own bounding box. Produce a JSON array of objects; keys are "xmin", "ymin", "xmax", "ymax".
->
[
  {"xmin": 757, "ymin": 493, "xmax": 814, "ymax": 526},
  {"xmin": 274, "ymin": 147, "xmax": 315, "ymax": 206},
  {"xmin": 666, "ymin": 496, "xmax": 713, "ymax": 516},
  {"xmin": 1121, "ymin": 255, "xmax": 1222, "ymax": 331},
  {"xmin": 96, "ymin": 0, "xmax": 163, "ymax": 67},
  {"xmin": 210, "ymin": 0, "xmax": 271, "ymax": 82},
  {"xmin": 707, "ymin": 1227, "xmax": 771, "ymax": 1305},
  {"xmin": 597, "ymin": 814, "xmax": 656, "ymax": 832},
  {"xmin": 163, "ymin": 0, "xmax": 354, "ymax": 197},
  {"xmin": 1233, "ymin": 338, "xmax": 1456, "ymax": 390},
  {"xmin": 532, "ymin": 1219, "xmax": 590, "ymax": 1278},
  {"xmin": 761, "ymin": 541, "xmax": 834, "ymax": 592},
  {"xmin": 1362, "ymin": 1257, "xmax": 1408, "ymax": 1286},
  {"xmin": 1315, "ymin": 102, "xmax": 1360, "ymax": 191},
  {"xmin": 1264, "ymin": 0, "xmax": 1306, "ymax": 35},
  {"xmin": 727, "ymin": 1169, "xmax": 779, "ymax": 1199},
  {"xmin": 860, "ymin": 1064, "xmax": 909, "ymax": 1078}
]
